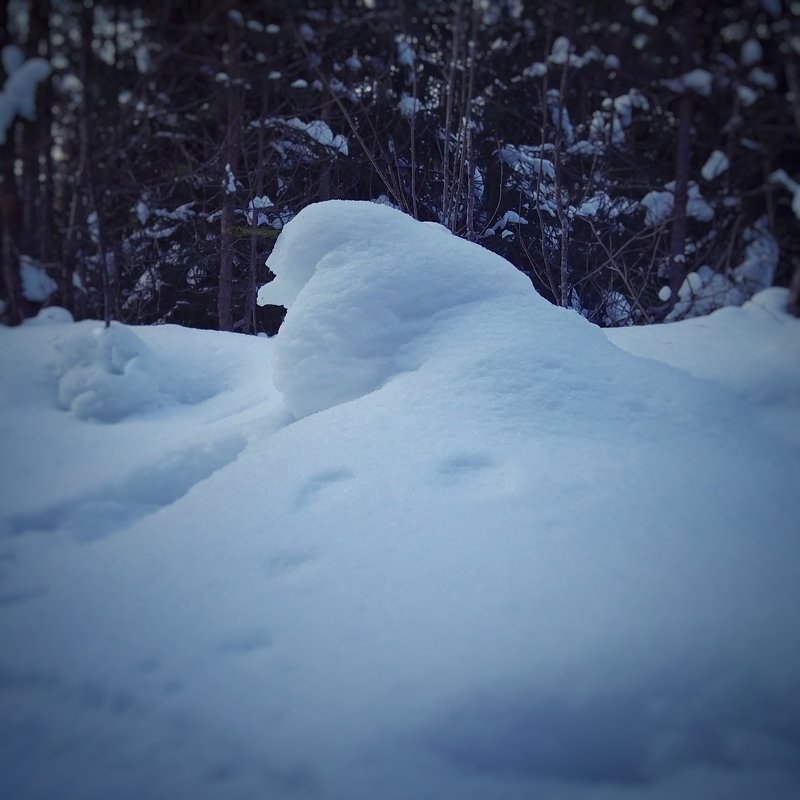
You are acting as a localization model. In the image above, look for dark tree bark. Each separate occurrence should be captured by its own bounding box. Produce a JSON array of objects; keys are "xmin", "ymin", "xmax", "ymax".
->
[
  {"xmin": 36, "ymin": 0, "xmax": 55, "ymax": 269},
  {"xmin": 789, "ymin": 259, "xmax": 800, "ymax": 318},
  {"xmin": 80, "ymin": 2, "xmax": 112, "ymax": 327},
  {"xmin": 0, "ymin": 0, "xmax": 29, "ymax": 324},
  {"xmin": 667, "ymin": 0, "xmax": 697, "ymax": 309},
  {"xmin": 218, "ymin": 13, "xmax": 242, "ymax": 333}
]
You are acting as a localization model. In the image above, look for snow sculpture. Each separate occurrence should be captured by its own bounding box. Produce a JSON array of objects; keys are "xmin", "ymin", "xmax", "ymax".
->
[{"xmin": 257, "ymin": 200, "xmax": 543, "ymax": 418}]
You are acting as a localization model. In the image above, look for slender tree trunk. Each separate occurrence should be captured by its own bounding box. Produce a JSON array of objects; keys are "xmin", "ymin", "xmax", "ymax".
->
[
  {"xmin": 244, "ymin": 71, "xmax": 270, "ymax": 334},
  {"xmin": 219, "ymin": 14, "xmax": 241, "ymax": 333},
  {"xmin": 788, "ymin": 258, "xmax": 800, "ymax": 317},
  {"xmin": 441, "ymin": 0, "xmax": 463, "ymax": 227},
  {"xmin": 38, "ymin": 0, "xmax": 55, "ymax": 268},
  {"xmin": 667, "ymin": 0, "xmax": 696, "ymax": 308},
  {"xmin": 80, "ymin": 2, "xmax": 111, "ymax": 327},
  {"xmin": 0, "ymin": 1, "xmax": 29, "ymax": 324},
  {"xmin": 1, "ymin": 135, "xmax": 28, "ymax": 324}
]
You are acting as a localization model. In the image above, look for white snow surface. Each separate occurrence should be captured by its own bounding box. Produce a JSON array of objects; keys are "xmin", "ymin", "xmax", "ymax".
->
[
  {"xmin": 641, "ymin": 182, "xmax": 714, "ymax": 225},
  {"xmin": 284, "ymin": 118, "xmax": 348, "ymax": 155},
  {"xmin": 701, "ymin": 149, "xmax": 730, "ymax": 181},
  {"xmin": 663, "ymin": 68, "xmax": 713, "ymax": 97},
  {"xmin": 2, "ymin": 201, "xmax": 800, "ymax": 800},
  {"xmin": 1, "ymin": 44, "xmax": 25, "ymax": 76},
  {"xmin": 0, "ymin": 55, "xmax": 51, "ymax": 144},
  {"xmin": 20, "ymin": 259, "xmax": 58, "ymax": 303}
]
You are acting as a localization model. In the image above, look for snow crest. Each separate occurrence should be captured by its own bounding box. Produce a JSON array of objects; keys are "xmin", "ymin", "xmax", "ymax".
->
[{"xmin": 258, "ymin": 200, "xmax": 541, "ymax": 418}]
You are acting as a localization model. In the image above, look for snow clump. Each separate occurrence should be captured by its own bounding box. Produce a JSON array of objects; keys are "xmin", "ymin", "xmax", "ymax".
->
[
  {"xmin": 51, "ymin": 322, "xmax": 221, "ymax": 422},
  {"xmin": 258, "ymin": 200, "xmax": 548, "ymax": 418}
]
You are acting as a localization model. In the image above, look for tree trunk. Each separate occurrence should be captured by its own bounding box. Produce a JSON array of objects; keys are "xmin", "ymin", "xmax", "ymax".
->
[
  {"xmin": 39, "ymin": 0, "xmax": 55, "ymax": 268},
  {"xmin": 789, "ymin": 258, "xmax": 800, "ymax": 318},
  {"xmin": 218, "ymin": 15, "xmax": 241, "ymax": 333},
  {"xmin": 243, "ymin": 70, "xmax": 270, "ymax": 334},
  {"xmin": 0, "ymin": 1, "xmax": 29, "ymax": 324},
  {"xmin": 667, "ymin": 0, "xmax": 696, "ymax": 309},
  {"xmin": 80, "ymin": 2, "xmax": 112, "ymax": 327}
]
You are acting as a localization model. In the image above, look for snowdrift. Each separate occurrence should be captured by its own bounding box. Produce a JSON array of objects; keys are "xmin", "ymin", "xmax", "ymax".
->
[{"xmin": 1, "ymin": 201, "xmax": 800, "ymax": 800}]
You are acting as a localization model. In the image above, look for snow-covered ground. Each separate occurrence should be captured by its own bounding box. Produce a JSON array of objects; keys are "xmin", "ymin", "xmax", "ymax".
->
[{"xmin": 1, "ymin": 201, "xmax": 799, "ymax": 800}]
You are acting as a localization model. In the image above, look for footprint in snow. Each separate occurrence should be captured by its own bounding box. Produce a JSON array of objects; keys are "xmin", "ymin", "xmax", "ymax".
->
[
  {"xmin": 437, "ymin": 453, "xmax": 495, "ymax": 485},
  {"xmin": 3, "ymin": 434, "xmax": 246, "ymax": 541},
  {"xmin": 293, "ymin": 468, "xmax": 354, "ymax": 510},
  {"xmin": 262, "ymin": 551, "xmax": 315, "ymax": 580},
  {"xmin": 216, "ymin": 630, "xmax": 274, "ymax": 655}
]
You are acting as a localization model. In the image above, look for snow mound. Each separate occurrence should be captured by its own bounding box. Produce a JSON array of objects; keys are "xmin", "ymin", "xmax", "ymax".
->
[
  {"xmin": 52, "ymin": 321, "xmax": 220, "ymax": 422},
  {"xmin": 258, "ymin": 200, "xmax": 542, "ymax": 417},
  {"xmin": 24, "ymin": 305, "xmax": 74, "ymax": 325}
]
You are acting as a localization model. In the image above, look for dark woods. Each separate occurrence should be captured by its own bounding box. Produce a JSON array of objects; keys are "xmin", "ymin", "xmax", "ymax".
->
[{"xmin": 1, "ymin": 0, "xmax": 798, "ymax": 333}]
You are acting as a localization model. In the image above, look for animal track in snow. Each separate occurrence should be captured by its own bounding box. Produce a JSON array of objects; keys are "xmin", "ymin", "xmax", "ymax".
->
[
  {"xmin": 293, "ymin": 469, "xmax": 354, "ymax": 510},
  {"xmin": 0, "ymin": 587, "xmax": 47, "ymax": 607},
  {"xmin": 4, "ymin": 435, "xmax": 246, "ymax": 541},
  {"xmin": 436, "ymin": 453, "xmax": 495, "ymax": 484},
  {"xmin": 216, "ymin": 630, "xmax": 274, "ymax": 655},
  {"xmin": 262, "ymin": 551, "xmax": 315, "ymax": 580}
]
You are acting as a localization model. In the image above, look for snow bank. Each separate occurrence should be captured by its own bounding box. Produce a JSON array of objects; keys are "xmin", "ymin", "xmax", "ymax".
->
[
  {"xmin": 50, "ymin": 321, "xmax": 226, "ymax": 422},
  {"xmin": 258, "ymin": 201, "xmax": 541, "ymax": 418},
  {"xmin": 2, "ymin": 202, "xmax": 800, "ymax": 800},
  {"xmin": 608, "ymin": 286, "xmax": 800, "ymax": 442}
]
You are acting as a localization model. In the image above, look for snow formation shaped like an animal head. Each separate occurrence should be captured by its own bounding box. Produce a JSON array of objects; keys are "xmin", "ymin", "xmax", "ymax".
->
[{"xmin": 257, "ymin": 200, "xmax": 540, "ymax": 418}]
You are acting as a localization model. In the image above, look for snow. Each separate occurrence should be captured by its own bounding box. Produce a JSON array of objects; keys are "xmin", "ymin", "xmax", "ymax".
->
[
  {"xmin": 736, "ymin": 84, "xmax": 759, "ymax": 106},
  {"xmin": 770, "ymin": 168, "xmax": 800, "ymax": 220},
  {"xmin": 663, "ymin": 68, "xmax": 713, "ymax": 97},
  {"xmin": 2, "ymin": 201, "xmax": 800, "ymax": 800},
  {"xmin": 500, "ymin": 145, "xmax": 556, "ymax": 180},
  {"xmin": 741, "ymin": 38, "xmax": 763, "ymax": 66},
  {"xmin": 748, "ymin": 66, "xmax": 777, "ymax": 90},
  {"xmin": 609, "ymin": 287, "xmax": 800, "ymax": 441},
  {"xmin": 398, "ymin": 94, "xmax": 422, "ymax": 118},
  {"xmin": 522, "ymin": 61, "xmax": 547, "ymax": 78},
  {"xmin": 245, "ymin": 195, "xmax": 274, "ymax": 226},
  {"xmin": 601, "ymin": 290, "xmax": 632, "ymax": 326},
  {"xmin": 0, "ymin": 56, "xmax": 52, "ymax": 144},
  {"xmin": 396, "ymin": 39, "xmax": 415, "ymax": 67},
  {"xmin": 484, "ymin": 209, "xmax": 529, "ymax": 237},
  {"xmin": 549, "ymin": 36, "xmax": 571, "ymax": 65},
  {"xmin": 612, "ymin": 90, "xmax": 649, "ymax": 128},
  {"xmin": 222, "ymin": 164, "xmax": 236, "ymax": 194},
  {"xmin": 664, "ymin": 221, "xmax": 776, "ymax": 322},
  {"xmin": 284, "ymin": 117, "xmax": 348, "ymax": 156},
  {"xmin": 473, "ymin": 166, "xmax": 484, "ymax": 202},
  {"xmin": 701, "ymin": 149, "xmax": 730, "ymax": 181},
  {"xmin": 134, "ymin": 45, "xmax": 152, "ymax": 75},
  {"xmin": 547, "ymin": 89, "xmax": 574, "ymax": 143},
  {"xmin": 641, "ymin": 182, "xmax": 714, "ymax": 225},
  {"xmin": 632, "ymin": 6, "xmax": 658, "ymax": 26},
  {"xmin": 1, "ymin": 44, "xmax": 25, "ymax": 76},
  {"xmin": 20, "ymin": 258, "xmax": 58, "ymax": 303}
]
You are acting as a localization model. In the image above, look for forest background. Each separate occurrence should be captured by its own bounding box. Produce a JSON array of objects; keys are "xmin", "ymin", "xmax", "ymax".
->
[{"xmin": 1, "ymin": 0, "xmax": 799, "ymax": 334}]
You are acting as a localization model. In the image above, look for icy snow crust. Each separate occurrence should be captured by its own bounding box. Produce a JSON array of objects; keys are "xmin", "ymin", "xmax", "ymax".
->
[{"xmin": 2, "ymin": 201, "xmax": 800, "ymax": 800}]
